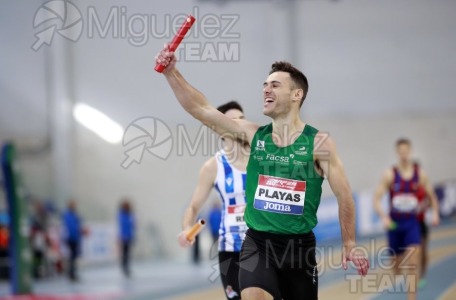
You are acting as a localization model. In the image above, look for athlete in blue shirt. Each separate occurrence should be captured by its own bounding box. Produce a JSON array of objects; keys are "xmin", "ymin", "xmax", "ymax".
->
[
  {"xmin": 62, "ymin": 200, "xmax": 84, "ymax": 281},
  {"xmin": 118, "ymin": 199, "xmax": 135, "ymax": 277}
]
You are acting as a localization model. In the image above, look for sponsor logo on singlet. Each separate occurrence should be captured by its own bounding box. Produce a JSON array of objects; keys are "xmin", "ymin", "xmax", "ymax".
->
[
  {"xmin": 255, "ymin": 140, "xmax": 265, "ymax": 151},
  {"xmin": 226, "ymin": 204, "xmax": 246, "ymax": 225},
  {"xmin": 265, "ymin": 153, "xmax": 289, "ymax": 164},
  {"xmin": 295, "ymin": 146, "xmax": 308, "ymax": 156},
  {"xmin": 253, "ymin": 155, "xmax": 264, "ymax": 161},
  {"xmin": 253, "ymin": 175, "xmax": 306, "ymax": 215}
]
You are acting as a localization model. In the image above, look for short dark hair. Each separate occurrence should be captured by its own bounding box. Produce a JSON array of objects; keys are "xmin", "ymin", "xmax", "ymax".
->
[
  {"xmin": 396, "ymin": 138, "xmax": 411, "ymax": 148},
  {"xmin": 269, "ymin": 61, "xmax": 309, "ymax": 107},
  {"xmin": 217, "ymin": 100, "xmax": 243, "ymax": 114}
]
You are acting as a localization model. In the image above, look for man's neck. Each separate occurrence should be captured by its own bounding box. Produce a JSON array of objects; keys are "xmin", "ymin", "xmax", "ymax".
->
[
  {"xmin": 398, "ymin": 161, "xmax": 413, "ymax": 170},
  {"xmin": 271, "ymin": 114, "xmax": 305, "ymax": 147}
]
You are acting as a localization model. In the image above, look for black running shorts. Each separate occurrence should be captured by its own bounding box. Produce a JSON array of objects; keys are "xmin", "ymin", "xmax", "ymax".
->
[
  {"xmin": 239, "ymin": 228, "xmax": 318, "ymax": 300},
  {"xmin": 219, "ymin": 251, "xmax": 241, "ymax": 300}
]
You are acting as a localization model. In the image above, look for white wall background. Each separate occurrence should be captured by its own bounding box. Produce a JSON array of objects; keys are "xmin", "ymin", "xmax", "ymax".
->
[{"xmin": 1, "ymin": 0, "xmax": 455, "ymax": 259}]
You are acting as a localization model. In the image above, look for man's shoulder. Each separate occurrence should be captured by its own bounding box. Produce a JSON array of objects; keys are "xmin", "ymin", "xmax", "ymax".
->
[
  {"xmin": 256, "ymin": 123, "xmax": 272, "ymax": 134},
  {"xmin": 201, "ymin": 156, "xmax": 218, "ymax": 175},
  {"xmin": 383, "ymin": 167, "xmax": 395, "ymax": 182},
  {"xmin": 305, "ymin": 124, "xmax": 319, "ymax": 135}
]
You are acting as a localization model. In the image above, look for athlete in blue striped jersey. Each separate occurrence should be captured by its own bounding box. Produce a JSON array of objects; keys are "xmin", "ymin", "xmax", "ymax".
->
[{"xmin": 178, "ymin": 101, "xmax": 249, "ymax": 300}]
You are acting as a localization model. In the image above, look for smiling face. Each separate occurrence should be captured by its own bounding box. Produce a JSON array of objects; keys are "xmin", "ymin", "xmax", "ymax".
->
[{"xmin": 263, "ymin": 71, "xmax": 302, "ymax": 118}]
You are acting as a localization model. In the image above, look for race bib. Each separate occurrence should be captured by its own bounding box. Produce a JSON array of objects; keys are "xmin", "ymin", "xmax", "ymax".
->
[
  {"xmin": 392, "ymin": 194, "xmax": 418, "ymax": 213},
  {"xmin": 253, "ymin": 175, "xmax": 306, "ymax": 215},
  {"xmin": 226, "ymin": 204, "xmax": 246, "ymax": 226}
]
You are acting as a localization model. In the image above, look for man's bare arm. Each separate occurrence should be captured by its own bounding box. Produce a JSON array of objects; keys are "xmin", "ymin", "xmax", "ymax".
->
[
  {"xmin": 178, "ymin": 158, "xmax": 217, "ymax": 247},
  {"xmin": 315, "ymin": 134, "xmax": 369, "ymax": 276},
  {"xmin": 316, "ymin": 136, "xmax": 355, "ymax": 248},
  {"xmin": 156, "ymin": 45, "xmax": 258, "ymax": 143}
]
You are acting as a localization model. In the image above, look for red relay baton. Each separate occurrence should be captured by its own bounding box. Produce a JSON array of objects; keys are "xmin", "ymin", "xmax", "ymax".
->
[{"xmin": 154, "ymin": 15, "xmax": 196, "ymax": 73}]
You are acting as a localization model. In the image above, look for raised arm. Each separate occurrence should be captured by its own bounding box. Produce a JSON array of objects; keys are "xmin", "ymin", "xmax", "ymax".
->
[
  {"xmin": 315, "ymin": 134, "xmax": 369, "ymax": 276},
  {"xmin": 420, "ymin": 169, "xmax": 440, "ymax": 226},
  {"xmin": 155, "ymin": 45, "xmax": 258, "ymax": 144},
  {"xmin": 178, "ymin": 157, "xmax": 217, "ymax": 247}
]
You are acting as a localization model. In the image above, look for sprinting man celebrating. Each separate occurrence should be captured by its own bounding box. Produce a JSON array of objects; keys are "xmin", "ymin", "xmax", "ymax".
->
[
  {"xmin": 373, "ymin": 138, "xmax": 439, "ymax": 300},
  {"xmin": 178, "ymin": 101, "xmax": 249, "ymax": 300},
  {"xmin": 156, "ymin": 46, "xmax": 369, "ymax": 300}
]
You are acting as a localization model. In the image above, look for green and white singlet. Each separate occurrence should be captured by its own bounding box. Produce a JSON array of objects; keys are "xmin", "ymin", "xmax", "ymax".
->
[{"xmin": 244, "ymin": 123, "xmax": 324, "ymax": 234}]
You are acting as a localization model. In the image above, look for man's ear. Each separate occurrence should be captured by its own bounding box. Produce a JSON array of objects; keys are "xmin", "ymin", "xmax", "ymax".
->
[{"xmin": 292, "ymin": 88, "xmax": 304, "ymax": 102}]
